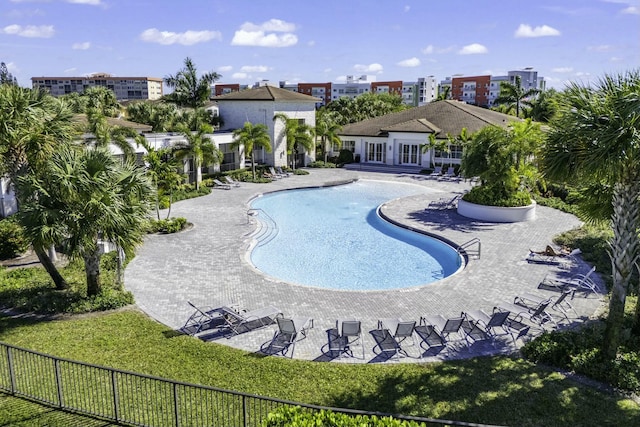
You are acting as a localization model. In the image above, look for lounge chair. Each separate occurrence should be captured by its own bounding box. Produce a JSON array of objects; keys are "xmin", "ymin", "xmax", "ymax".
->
[
  {"xmin": 429, "ymin": 194, "xmax": 460, "ymax": 210},
  {"xmin": 463, "ymin": 309, "xmax": 512, "ymax": 346},
  {"xmin": 420, "ymin": 315, "xmax": 466, "ymax": 350},
  {"xmin": 460, "ymin": 315, "xmax": 493, "ymax": 349},
  {"xmin": 183, "ymin": 301, "xmax": 231, "ymax": 335},
  {"xmin": 496, "ymin": 298, "xmax": 556, "ymax": 329},
  {"xmin": 375, "ymin": 318, "xmax": 416, "ymax": 359},
  {"xmin": 414, "ymin": 323, "xmax": 446, "ymax": 356},
  {"xmin": 444, "ymin": 167, "xmax": 456, "ymax": 178},
  {"xmin": 527, "ymin": 247, "xmax": 581, "ymax": 268},
  {"xmin": 266, "ymin": 317, "xmax": 313, "ymax": 357},
  {"xmin": 328, "ymin": 319, "xmax": 364, "ymax": 359},
  {"xmin": 221, "ymin": 305, "xmax": 283, "ymax": 336},
  {"xmin": 430, "ymin": 166, "xmax": 443, "ymax": 176},
  {"xmin": 514, "ymin": 289, "xmax": 577, "ymax": 321},
  {"xmin": 268, "ymin": 167, "xmax": 286, "ymax": 179},
  {"xmin": 539, "ymin": 266, "xmax": 598, "ymax": 295},
  {"xmin": 276, "ymin": 166, "xmax": 293, "ymax": 177},
  {"xmin": 213, "ymin": 178, "xmax": 232, "ymax": 190},
  {"xmin": 224, "ymin": 176, "xmax": 241, "ymax": 187}
]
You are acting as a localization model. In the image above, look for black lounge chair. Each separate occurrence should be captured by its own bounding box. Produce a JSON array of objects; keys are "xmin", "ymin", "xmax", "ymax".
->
[
  {"xmin": 328, "ymin": 319, "xmax": 364, "ymax": 359},
  {"xmin": 266, "ymin": 317, "xmax": 313, "ymax": 358}
]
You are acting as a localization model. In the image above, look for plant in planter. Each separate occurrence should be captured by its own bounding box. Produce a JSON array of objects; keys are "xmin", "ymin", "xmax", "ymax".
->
[{"xmin": 460, "ymin": 119, "xmax": 543, "ymax": 207}]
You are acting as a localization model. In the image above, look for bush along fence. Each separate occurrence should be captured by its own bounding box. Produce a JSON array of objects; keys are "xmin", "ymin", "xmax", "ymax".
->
[{"xmin": 0, "ymin": 341, "xmax": 500, "ymax": 427}]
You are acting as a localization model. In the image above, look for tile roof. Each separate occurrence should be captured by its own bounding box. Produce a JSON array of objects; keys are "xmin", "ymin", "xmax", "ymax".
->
[
  {"xmin": 339, "ymin": 100, "xmax": 522, "ymax": 137},
  {"xmin": 212, "ymin": 85, "xmax": 321, "ymax": 102}
]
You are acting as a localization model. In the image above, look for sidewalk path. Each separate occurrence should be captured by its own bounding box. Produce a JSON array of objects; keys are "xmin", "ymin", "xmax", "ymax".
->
[{"xmin": 124, "ymin": 168, "xmax": 604, "ymax": 363}]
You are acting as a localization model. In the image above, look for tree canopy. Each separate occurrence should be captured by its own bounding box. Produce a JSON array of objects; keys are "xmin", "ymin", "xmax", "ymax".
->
[
  {"xmin": 323, "ymin": 92, "xmax": 408, "ymax": 125},
  {"xmin": 164, "ymin": 57, "xmax": 220, "ymax": 109}
]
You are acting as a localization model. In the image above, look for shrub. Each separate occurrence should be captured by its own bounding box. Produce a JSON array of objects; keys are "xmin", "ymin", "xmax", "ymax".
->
[
  {"xmin": 337, "ymin": 149, "xmax": 354, "ymax": 164},
  {"xmin": 0, "ymin": 218, "xmax": 29, "ymax": 260},
  {"xmin": 293, "ymin": 169, "xmax": 309, "ymax": 175},
  {"xmin": 146, "ymin": 217, "xmax": 188, "ymax": 234},
  {"xmin": 462, "ymin": 186, "xmax": 532, "ymax": 207},
  {"xmin": 307, "ymin": 161, "xmax": 337, "ymax": 168},
  {"xmin": 265, "ymin": 407, "xmax": 427, "ymax": 427}
]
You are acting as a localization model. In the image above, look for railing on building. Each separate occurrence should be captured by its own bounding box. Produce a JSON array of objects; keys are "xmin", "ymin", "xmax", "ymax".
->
[{"xmin": 0, "ymin": 341, "xmax": 500, "ymax": 427}]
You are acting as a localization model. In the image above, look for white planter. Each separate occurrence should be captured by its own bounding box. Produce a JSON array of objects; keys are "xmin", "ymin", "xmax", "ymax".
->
[{"xmin": 457, "ymin": 199, "xmax": 536, "ymax": 222}]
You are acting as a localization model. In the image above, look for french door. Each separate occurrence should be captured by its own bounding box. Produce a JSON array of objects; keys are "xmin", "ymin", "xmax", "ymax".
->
[{"xmin": 367, "ymin": 142, "xmax": 386, "ymax": 163}]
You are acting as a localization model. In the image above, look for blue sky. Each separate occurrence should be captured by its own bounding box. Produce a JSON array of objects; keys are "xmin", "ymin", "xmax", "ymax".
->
[{"xmin": 1, "ymin": 0, "xmax": 639, "ymax": 90}]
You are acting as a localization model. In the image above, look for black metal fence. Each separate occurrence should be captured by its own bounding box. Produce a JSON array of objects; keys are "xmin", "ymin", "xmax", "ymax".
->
[{"xmin": 0, "ymin": 341, "xmax": 496, "ymax": 427}]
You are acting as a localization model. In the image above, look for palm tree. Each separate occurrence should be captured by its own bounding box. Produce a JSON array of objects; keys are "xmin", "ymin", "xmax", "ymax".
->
[
  {"xmin": 435, "ymin": 85, "xmax": 451, "ymax": 101},
  {"xmin": 126, "ymin": 101, "xmax": 179, "ymax": 132},
  {"xmin": 164, "ymin": 57, "xmax": 220, "ymax": 109},
  {"xmin": 83, "ymin": 86, "xmax": 121, "ymax": 117},
  {"xmin": 139, "ymin": 139, "xmax": 182, "ymax": 219},
  {"xmin": 231, "ymin": 122, "xmax": 272, "ymax": 180},
  {"xmin": 19, "ymin": 147, "xmax": 153, "ymax": 296},
  {"xmin": 173, "ymin": 122, "xmax": 222, "ymax": 190},
  {"xmin": 521, "ymin": 88, "xmax": 559, "ymax": 123},
  {"xmin": 273, "ymin": 113, "xmax": 315, "ymax": 170},
  {"xmin": 0, "ymin": 85, "xmax": 76, "ymax": 290},
  {"xmin": 541, "ymin": 70, "xmax": 640, "ymax": 357},
  {"xmin": 84, "ymin": 108, "xmax": 143, "ymax": 160},
  {"xmin": 494, "ymin": 75, "xmax": 540, "ymax": 118},
  {"xmin": 315, "ymin": 109, "xmax": 342, "ymax": 163}
]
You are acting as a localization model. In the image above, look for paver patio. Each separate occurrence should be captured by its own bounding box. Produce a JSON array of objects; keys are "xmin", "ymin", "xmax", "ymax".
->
[{"xmin": 124, "ymin": 168, "xmax": 605, "ymax": 363}]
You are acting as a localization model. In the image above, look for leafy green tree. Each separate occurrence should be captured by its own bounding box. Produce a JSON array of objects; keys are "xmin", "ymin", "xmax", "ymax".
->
[
  {"xmin": 139, "ymin": 139, "xmax": 182, "ymax": 219},
  {"xmin": 19, "ymin": 147, "xmax": 153, "ymax": 296},
  {"xmin": 231, "ymin": 122, "xmax": 272, "ymax": 180},
  {"xmin": 0, "ymin": 85, "xmax": 76, "ymax": 289},
  {"xmin": 325, "ymin": 92, "xmax": 407, "ymax": 125},
  {"xmin": 541, "ymin": 70, "xmax": 640, "ymax": 355},
  {"xmin": 435, "ymin": 85, "xmax": 451, "ymax": 101},
  {"xmin": 173, "ymin": 122, "xmax": 222, "ymax": 190},
  {"xmin": 522, "ymin": 88, "xmax": 559, "ymax": 123},
  {"xmin": 461, "ymin": 120, "xmax": 542, "ymax": 206},
  {"xmin": 83, "ymin": 86, "xmax": 121, "ymax": 117},
  {"xmin": 60, "ymin": 92, "xmax": 88, "ymax": 114},
  {"xmin": 84, "ymin": 108, "xmax": 144, "ymax": 160},
  {"xmin": 315, "ymin": 109, "xmax": 342, "ymax": 162},
  {"xmin": 126, "ymin": 101, "xmax": 179, "ymax": 132},
  {"xmin": 0, "ymin": 62, "xmax": 17, "ymax": 86},
  {"xmin": 273, "ymin": 113, "xmax": 315, "ymax": 170},
  {"xmin": 164, "ymin": 57, "xmax": 220, "ymax": 108},
  {"xmin": 494, "ymin": 75, "xmax": 540, "ymax": 118}
]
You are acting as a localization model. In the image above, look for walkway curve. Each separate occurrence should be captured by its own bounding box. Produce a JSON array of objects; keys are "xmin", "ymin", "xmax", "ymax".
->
[{"xmin": 124, "ymin": 169, "xmax": 604, "ymax": 363}]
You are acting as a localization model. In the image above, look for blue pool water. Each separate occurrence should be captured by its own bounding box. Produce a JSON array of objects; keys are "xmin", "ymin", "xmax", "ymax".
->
[{"xmin": 249, "ymin": 180, "xmax": 462, "ymax": 291}]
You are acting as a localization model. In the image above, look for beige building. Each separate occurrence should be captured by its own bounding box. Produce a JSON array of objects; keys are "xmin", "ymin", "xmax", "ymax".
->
[{"xmin": 31, "ymin": 73, "xmax": 163, "ymax": 100}]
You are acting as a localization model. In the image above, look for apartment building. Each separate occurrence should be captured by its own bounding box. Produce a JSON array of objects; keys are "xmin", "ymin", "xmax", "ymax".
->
[
  {"xmin": 439, "ymin": 69, "xmax": 545, "ymax": 107},
  {"xmin": 31, "ymin": 73, "xmax": 163, "ymax": 100}
]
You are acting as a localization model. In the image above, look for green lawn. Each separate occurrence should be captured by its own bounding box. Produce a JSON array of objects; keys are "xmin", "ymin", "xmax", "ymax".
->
[{"xmin": 0, "ymin": 309, "xmax": 638, "ymax": 427}]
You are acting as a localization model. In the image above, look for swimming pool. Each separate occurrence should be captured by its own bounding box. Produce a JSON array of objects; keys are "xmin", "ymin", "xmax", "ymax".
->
[{"xmin": 249, "ymin": 180, "xmax": 463, "ymax": 291}]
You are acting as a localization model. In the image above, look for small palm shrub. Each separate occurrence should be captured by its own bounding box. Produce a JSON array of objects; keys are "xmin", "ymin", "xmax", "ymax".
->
[
  {"xmin": 307, "ymin": 161, "xmax": 337, "ymax": 168},
  {"xmin": 146, "ymin": 217, "xmax": 188, "ymax": 234},
  {"xmin": 0, "ymin": 218, "xmax": 29, "ymax": 260},
  {"xmin": 265, "ymin": 407, "xmax": 427, "ymax": 427}
]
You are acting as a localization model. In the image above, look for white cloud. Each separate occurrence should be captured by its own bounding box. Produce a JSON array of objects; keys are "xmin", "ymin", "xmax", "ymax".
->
[
  {"xmin": 397, "ymin": 57, "xmax": 420, "ymax": 67},
  {"xmin": 404, "ymin": 5, "xmax": 410, "ymax": 12},
  {"xmin": 139, "ymin": 28, "xmax": 221, "ymax": 46},
  {"xmin": 231, "ymin": 72, "xmax": 249, "ymax": 79},
  {"xmin": 64, "ymin": 67, "xmax": 77, "ymax": 73},
  {"xmin": 622, "ymin": 5, "xmax": 640, "ymax": 14},
  {"xmin": 2, "ymin": 24, "xmax": 54, "ymax": 38},
  {"xmin": 66, "ymin": 0, "xmax": 102, "ymax": 4},
  {"xmin": 422, "ymin": 45, "xmax": 434, "ymax": 54},
  {"xmin": 240, "ymin": 65, "xmax": 269, "ymax": 73},
  {"xmin": 354, "ymin": 63, "xmax": 383, "ymax": 73},
  {"xmin": 231, "ymin": 19, "xmax": 298, "ymax": 47},
  {"xmin": 514, "ymin": 24, "xmax": 561, "ymax": 38},
  {"xmin": 5, "ymin": 62, "xmax": 19, "ymax": 74},
  {"xmin": 552, "ymin": 67, "xmax": 573, "ymax": 73},
  {"xmin": 307, "ymin": 40, "xmax": 315, "ymax": 47},
  {"xmin": 218, "ymin": 65, "xmax": 233, "ymax": 72},
  {"xmin": 72, "ymin": 41, "xmax": 91, "ymax": 50},
  {"xmin": 588, "ymin": 44, "xmax": 614, "ymax": 52},
  {"xmin": 458, "ymin": 43, "xmax": 488, "ymax": 55}
]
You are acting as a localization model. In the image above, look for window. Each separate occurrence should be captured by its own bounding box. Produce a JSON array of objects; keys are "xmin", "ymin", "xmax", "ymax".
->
[{"xmin": 341, "ymin": 140, "xmax": 355, "ymax": 152}]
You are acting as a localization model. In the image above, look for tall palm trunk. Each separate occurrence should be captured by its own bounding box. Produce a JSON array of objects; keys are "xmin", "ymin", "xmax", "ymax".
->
[
  {"xmin": 84, "ymin": 246, "xmax": 102, "ymax": 297},
  {"xmin": 34, "ymin": 245, "xmax": 68, "ymax": 290},
  {"xmin": 603, "ymin": 180, "xmax": 640, "ymax": 358}
]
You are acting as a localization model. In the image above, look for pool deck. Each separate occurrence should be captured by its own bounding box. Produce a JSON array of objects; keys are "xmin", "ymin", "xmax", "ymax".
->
[{"xmin": 124, "ymin": 168, "xmax": 605, "ymax": 363}]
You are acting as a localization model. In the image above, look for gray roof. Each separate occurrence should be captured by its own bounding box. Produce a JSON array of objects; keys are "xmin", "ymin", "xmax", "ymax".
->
[
  {"xmin": 212, "ymin": 85, "xmax": 321, "ymax": 103},
  {"xmin": 339, "ymin": 100, "xmax": 522, "ymax": 138}
]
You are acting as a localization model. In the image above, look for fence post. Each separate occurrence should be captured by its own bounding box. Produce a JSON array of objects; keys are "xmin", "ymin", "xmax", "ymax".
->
[
  {"xmin": 111, "ymin": 370, "xmax": 120, "ymax": 423},
  {"xmin": 173, "ymin": 382, "xmax": 180, "ymax": 427},
  {"xmin": 6, "ymin": 346, "xmax": 16, "ymax": 395},
  {"xmin": 243, "ymin": 395, "xmax": 248, "ymax": 427},
  {"xmin": 54, "ymin": 359, "xmax": 64, "ymax": 408}
]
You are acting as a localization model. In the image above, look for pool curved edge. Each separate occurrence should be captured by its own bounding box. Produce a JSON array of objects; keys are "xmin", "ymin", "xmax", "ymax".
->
[{"xmin": 376, "ymin": 204, "xmax": 467, "ymax": 273}]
